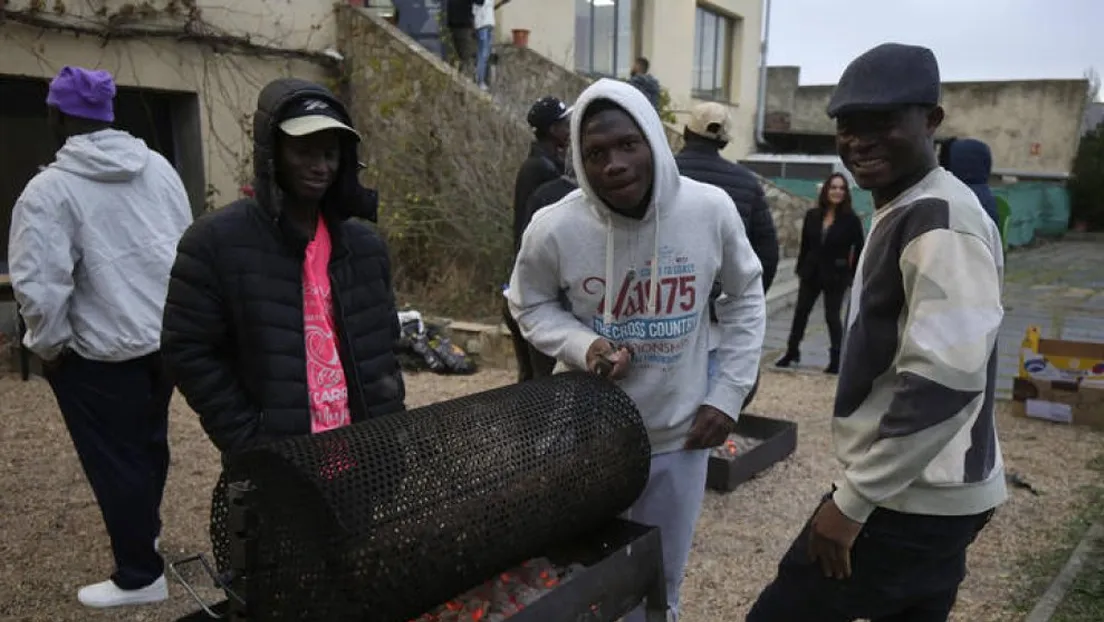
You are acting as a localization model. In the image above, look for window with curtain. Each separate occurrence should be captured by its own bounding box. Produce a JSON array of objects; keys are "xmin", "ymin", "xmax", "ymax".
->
[
  {"xmin": 575, "ymin": 0, "xmax": 635, "ymax": 77},
  {"xmin": 693, "ymin": 6, "xmax": 732, "ymax": 101}
]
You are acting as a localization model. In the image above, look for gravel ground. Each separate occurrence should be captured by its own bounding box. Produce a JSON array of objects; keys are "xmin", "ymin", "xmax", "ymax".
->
[{"xmin": 0, "ymin": 365, "xmax": 1101, "ymax": 622}]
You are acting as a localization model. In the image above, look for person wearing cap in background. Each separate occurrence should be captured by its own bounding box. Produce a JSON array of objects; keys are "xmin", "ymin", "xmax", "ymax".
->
[
  {"xmin": 7, "ymin": 66, "xmax": 193, "ymax": 608},
  {"xmin": 675, "ymin": 102, "xmax": 777, "ymax": 407},
  {"xmin": 161, "ymin": 78, "xmax": 406, "ymax": 571},
  {"xmin": 504, "ymin": 96, "xmax": 572, "ymax": 382},
  {"xmin": 747, "ymin": 43, "xmax": 1006, "ymax": 622}
]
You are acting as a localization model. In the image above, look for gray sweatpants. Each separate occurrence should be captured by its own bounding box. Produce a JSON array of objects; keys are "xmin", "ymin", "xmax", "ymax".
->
[{"xmin": 623, "ymin": 447, "xmax": 711, "ymax": 622}]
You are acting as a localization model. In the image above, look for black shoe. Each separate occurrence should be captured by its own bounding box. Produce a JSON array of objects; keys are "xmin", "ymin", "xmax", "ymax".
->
[
  {"xmin": 775, "ymin": 351, "xmax": 800, "ymax": 368},
  {"xmin": 824, "ymin": 362, "xmax": 839, "ymax": 374}
]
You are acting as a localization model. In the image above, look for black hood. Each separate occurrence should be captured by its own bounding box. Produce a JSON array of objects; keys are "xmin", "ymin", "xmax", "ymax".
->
[
  {"xmin": 944, "ymin": 138, "xmax": 993, "ymax": 185},
  {"xmin": 252, "ymin": 78, "xmax": 377, "ymax": 225}
]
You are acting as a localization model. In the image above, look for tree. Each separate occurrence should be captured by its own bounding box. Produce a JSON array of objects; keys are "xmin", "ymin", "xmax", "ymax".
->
[
  {"xmin": 1081, "ymin": 67, "xmax": 1102, "ymax": 135},
  {"xmin": 1069, "ymin": 119, "xmax": 1104, "ymax": 231}
]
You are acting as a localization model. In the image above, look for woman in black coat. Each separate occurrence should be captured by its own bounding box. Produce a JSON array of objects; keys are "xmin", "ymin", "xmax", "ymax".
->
[{"xmin": 775, "ymin": 173, "xmax": 865, "ymax": 374}]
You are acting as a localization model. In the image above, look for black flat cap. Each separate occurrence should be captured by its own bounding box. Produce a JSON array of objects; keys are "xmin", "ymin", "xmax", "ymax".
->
[{"xmin": 826, "ymin": 43, "xmax": 941, "ymax": 118}]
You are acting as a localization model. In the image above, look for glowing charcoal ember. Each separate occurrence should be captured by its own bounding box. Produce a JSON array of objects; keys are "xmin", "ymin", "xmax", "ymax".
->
[
  {"xmin": 411, "ymin": 558, "xmax": 581, "ymax": 621},
  {"xmin": 710, "ymin": 434, "xmax": 764, "ymax": 459}
]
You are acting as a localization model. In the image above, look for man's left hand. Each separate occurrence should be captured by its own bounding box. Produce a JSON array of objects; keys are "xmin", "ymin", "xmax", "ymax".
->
[
  {"xmin": 807, "ymin": 498, "xmax": 864, "ymax": 579},
  {"xmin": 684, "ymin": 405, "xmax": 734, "ymax": 449}
]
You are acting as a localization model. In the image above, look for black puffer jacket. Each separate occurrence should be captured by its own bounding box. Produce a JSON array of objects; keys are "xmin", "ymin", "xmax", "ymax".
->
[
  {"xmin": 512, "ymin": 141, "xmax": 564, "ymax": 254},
  {"xmin": 675, "ymin": 140, "xmax": 779, "ymax": 291},
  {"xmin": 161, "ymin": 79, "xmax": 405, "ymax": 455}
]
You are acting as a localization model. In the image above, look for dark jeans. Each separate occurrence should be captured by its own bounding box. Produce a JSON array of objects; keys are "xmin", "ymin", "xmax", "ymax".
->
[
  {"xmin": 747, "ymin": 494, "xmax": 994, "ymax": 622},
  {"xmin": 502, "ymin": 298, "xmax": 557, "ymax": 383},
  {"xmin": 788, "ymin": 277, "xmax": 847, "ymax": 355},
  {"xmin": 448, "ymin": 25, "xmax": 476, "ymax": 70},
  {"xmin": 45, "ymin": 352, "xmax": 173, "ymax": 589}
]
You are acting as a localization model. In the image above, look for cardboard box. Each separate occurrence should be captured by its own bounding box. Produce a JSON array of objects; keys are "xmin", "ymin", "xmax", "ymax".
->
[{"xmin": 1012, "ymin": 325, "xmax": 1104, "ymax": 429}]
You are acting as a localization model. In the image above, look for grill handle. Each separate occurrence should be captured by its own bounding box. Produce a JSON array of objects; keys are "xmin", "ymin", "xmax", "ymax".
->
[{"xmin": 168, "ymin": 552, "xmax": 244, "ymax": 619}]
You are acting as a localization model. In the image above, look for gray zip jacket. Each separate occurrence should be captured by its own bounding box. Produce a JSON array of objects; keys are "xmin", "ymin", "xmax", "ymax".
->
[{"xmin": 7, "ymin": 129, "xmax": 193, "ymax": 361}]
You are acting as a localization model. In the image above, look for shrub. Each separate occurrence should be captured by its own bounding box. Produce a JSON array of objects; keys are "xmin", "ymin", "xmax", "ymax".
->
[{"xmin": 1069, "ymin": 121, "xmax": 1104, "ymax": 231}]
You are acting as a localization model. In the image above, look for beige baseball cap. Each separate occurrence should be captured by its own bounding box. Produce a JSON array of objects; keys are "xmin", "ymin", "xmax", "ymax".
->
[
  {"xmin": 278, "ymin": 97, "xmax": 360, "ymax": 140},
  {"xmin": 686, "ymin": 102, "xmax": 731, "ymax": 142}
]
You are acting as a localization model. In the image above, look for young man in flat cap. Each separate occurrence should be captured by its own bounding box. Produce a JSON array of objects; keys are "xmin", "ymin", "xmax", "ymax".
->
[
  {"xmin": 7, "ymin": 66, "xmax": 193, "ymax": 607},
  {"xmin": 747, "ymin": 43, "xmax": 1006, "ymax": 622}
]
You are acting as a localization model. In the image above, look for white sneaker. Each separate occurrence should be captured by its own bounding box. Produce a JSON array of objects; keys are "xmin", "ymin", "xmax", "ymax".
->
[{"xmin": 77, "ymin": 575, "xmax": 168, "ymax": 608}]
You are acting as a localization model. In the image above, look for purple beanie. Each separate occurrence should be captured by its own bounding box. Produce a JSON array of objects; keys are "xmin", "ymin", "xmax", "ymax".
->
[{"xmin": 46, "ymin": 66, "xmax": 116, "ymax": 123}]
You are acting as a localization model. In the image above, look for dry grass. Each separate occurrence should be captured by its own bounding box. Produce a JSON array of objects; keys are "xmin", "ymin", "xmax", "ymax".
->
[{"xmin": 0, "ymin": 365, "xmax": 1100, "ymax": 622}]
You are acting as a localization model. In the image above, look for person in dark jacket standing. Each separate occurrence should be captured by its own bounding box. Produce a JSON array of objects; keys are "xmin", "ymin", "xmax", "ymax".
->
[
  {"xmin": 676, "ymin": 102, "xmax": 777, "ymax": 405},
  {"xmin": 161, "ymin": 79, "xmax": 406, "ymax": 568},
  {"xmin": 629, "ymin": 57, "xmax": 661, "ymax": 111},
  {"xmin": 513, "ymin": 96, "xmax": 572, "ymax": 250},
  {"xmin": 941, "ymin": 137, "xmax": 1000, "ymax": 226},
  {"xmin": 445, "ymin": 0, "xmax": 476, "ymax": 71},
  {"xmin": 675, "ymin": 101, "xmax": 781, "ymax": 406},
  {"xmin": 675, "ymin": 102, "xmax": 779, "ymax": 290},
  {"xmin": 775, "ymin": 172, "xmax": 865, "ymax": 374},
  {"xmin": 505, "ymin": 96, "xmax": 571, "ymax": 382}
]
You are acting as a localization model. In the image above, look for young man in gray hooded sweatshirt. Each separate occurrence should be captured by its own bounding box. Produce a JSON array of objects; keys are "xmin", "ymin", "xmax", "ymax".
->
[{"xmin": 508, "ymin": 78, "xmax": 766, "ymax": 620}]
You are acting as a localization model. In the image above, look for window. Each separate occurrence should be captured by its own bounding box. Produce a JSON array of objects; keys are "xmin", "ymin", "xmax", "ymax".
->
[
  {"xmin": 575, "ymin": 0, "xmax": 635, "ymax": 77},
  {"xmin": 693, "ymin": 6, "xmax": 732, "ymax": 101}
]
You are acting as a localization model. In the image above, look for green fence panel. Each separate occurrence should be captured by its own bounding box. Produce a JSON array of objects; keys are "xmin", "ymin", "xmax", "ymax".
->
[
  {"xmin": 770, "ymin": 177, "xmax": 1071, "ymax": 247},
  {"xmin": 992, "ymin": 181, "xmax": 1070, "ymax": 247}
]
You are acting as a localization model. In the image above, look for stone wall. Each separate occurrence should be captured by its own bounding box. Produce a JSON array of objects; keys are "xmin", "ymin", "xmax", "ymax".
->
[
  {"xmin": 337, "ymin": 6, "xmax": 532, "ymax": 298},
  {"xmin": 492, "ymin": 44, "xmax": 593, "ymax": 120},
  {"xmin": 337, "ymin": 9, "xmax": 811, "ymax": 296},
  {"xmin": 762, "ymin": 178, "xmax": 806, "ymax": 258}
]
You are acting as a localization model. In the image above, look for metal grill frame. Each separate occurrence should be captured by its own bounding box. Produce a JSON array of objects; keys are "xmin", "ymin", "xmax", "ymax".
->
[{"xmin": 177, "ymin": 486, "xmax": 669, "ymax": 622}]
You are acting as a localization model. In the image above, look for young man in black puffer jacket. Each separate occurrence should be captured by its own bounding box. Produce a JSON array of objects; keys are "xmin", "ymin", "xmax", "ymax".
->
[
  {"xmin": 162, "ymin": 78, "xmax": 407, "ymax": 574},
  {"xmin": 162, "ymin": 78, "xmax": 406, "ymax": 456}
]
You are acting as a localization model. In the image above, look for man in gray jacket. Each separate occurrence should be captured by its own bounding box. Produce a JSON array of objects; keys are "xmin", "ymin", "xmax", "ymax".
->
[{"xmin": 7, "ymin": 66, "xmax": 192, "ymax": 608}]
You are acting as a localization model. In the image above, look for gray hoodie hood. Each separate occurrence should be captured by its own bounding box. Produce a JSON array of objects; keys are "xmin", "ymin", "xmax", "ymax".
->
[
  {"xmin": 570, "ymin": 78, "xmax": 681, "ymax": 328},
  {"xmin": 52, "ymin": 129, "xmax": 150, "ymax": 182}
]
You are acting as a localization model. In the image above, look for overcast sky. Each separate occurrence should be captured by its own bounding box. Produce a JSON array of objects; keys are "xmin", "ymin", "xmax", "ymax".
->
[{"xmin": 768, "ymin": 0, "xmax": 1100, "ymax": 98}]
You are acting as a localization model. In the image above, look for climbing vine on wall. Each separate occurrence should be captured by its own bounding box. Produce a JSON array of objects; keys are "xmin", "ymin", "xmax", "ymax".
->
[{"xmin": 2, "ymin": 0, "xmax": 340, "ymax": 209}]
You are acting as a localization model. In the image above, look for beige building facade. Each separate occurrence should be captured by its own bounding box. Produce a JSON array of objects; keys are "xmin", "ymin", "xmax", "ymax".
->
[
  {"xmin": 498, "ymin": 0, "xmax": 766, "ymax": 160},
  {"xmin": 765, "ymin": 66, "xmax": 1089, "ymax": 176},
  {"xmin": 0, "ymin": 0, "xmax": 338, "ymax": 226}
]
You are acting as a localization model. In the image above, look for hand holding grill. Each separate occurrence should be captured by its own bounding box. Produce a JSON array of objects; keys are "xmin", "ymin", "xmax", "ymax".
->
[{"xmin": 586, "ymin": 338, "xmax": 631, "ymax": 380}]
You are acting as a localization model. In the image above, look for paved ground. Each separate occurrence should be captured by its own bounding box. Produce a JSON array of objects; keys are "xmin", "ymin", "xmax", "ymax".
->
[{"xmin": 763, "ymin": 239, "xmax": 1104, "ymax": 397}]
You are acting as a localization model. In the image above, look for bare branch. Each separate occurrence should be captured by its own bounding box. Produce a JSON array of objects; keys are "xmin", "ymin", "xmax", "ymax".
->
[{"xmin": 4, "ymin": 9, "xmax": 339, "ymax": 66}]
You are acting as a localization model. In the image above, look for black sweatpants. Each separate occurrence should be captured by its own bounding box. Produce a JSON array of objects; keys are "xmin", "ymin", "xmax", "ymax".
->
[
  {"xmin": 502, "ymin": 298, "xmax": 556, "ymax": 383},
  {"xmin": 45, "ymin": 352, "xmax": 173, "ymax": 589},
  {"xmin": 787, "ymin": 277, "xmax": 847, "ymax": 355},
  {"xmin": 747, "ymin": 493, "xmax": 994, "ymax": 622}
]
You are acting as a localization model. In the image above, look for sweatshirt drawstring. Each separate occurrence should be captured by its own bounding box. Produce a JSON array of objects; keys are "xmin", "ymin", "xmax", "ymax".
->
[
  {"xmin": 603, "ymin": 209, "xmax": 662, "ymax": 326},
  {"xmin": 603, "ymin": 219, "xmax": 615, "ymax": 327}
]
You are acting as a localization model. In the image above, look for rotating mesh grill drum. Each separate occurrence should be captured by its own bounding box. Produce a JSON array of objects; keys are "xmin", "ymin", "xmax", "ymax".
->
[{"xmin": 213, "ymin": 371, "xmax": 651, "ymax": 621}]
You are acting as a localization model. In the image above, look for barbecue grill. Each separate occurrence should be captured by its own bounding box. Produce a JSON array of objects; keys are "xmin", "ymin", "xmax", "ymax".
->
[{"xmin": 174, "ymin": 372, "xmax": 668, "ymax": 621}]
